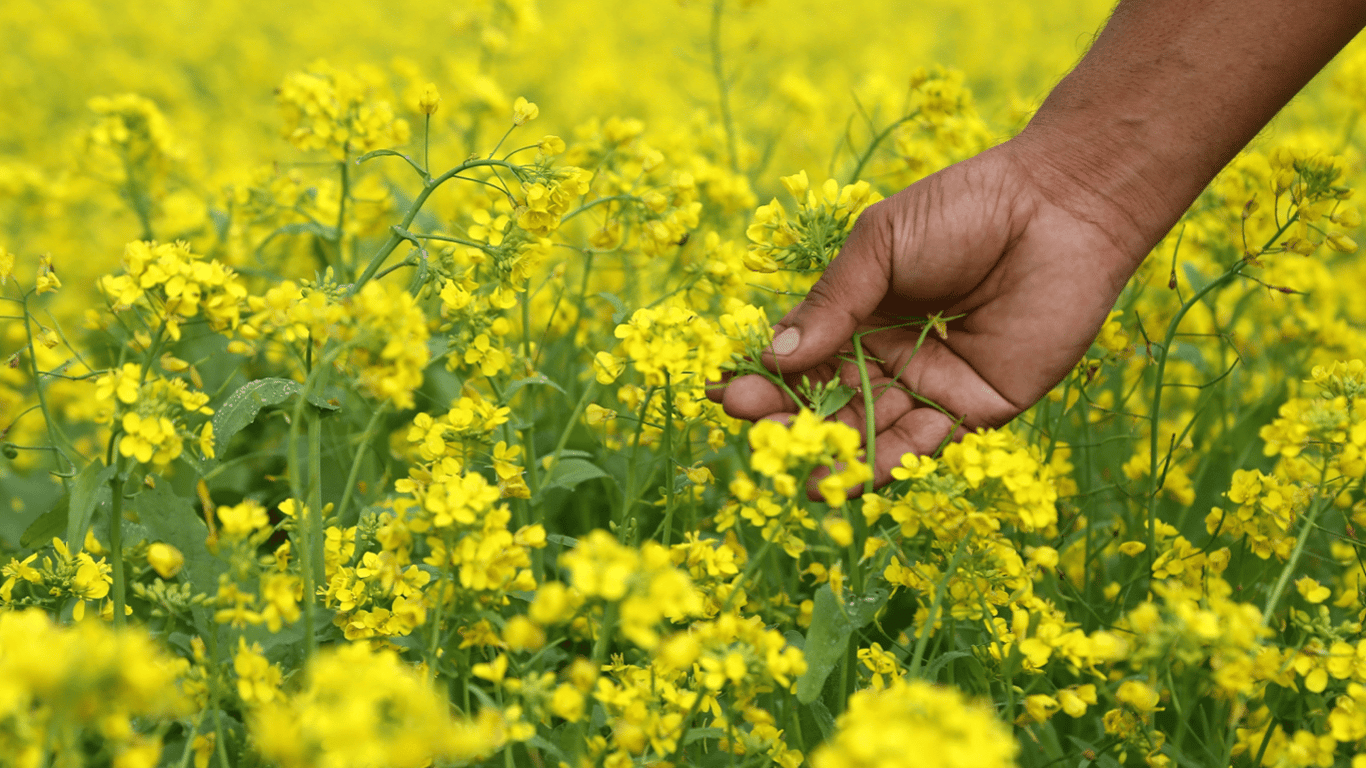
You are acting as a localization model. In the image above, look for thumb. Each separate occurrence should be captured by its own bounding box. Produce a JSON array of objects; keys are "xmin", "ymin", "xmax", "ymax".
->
[{"xmin": 765, "ymin": 200, "xmax": 894, "ymax": 372}]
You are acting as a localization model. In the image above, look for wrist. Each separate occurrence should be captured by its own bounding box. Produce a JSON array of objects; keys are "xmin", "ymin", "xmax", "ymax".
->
[{"xmin": 1005, "ymin": 113, "xmax": 1184, "ymax": 271}]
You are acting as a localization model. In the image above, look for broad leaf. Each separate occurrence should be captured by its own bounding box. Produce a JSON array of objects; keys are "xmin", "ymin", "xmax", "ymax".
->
[
  {"xmin": 67, "ymin": 461, "xmax": 116, "ymax": 553},
  {"xmin": 135, "ymin": 484, "xmax": 224, "ymax": 596},
  {"xmin": 213, "ymin": 378, "xmax": 303, "ymax": 454},
  {"xmin": 540, "ymin": 458, "xmax": 609, "ymax": 492}
]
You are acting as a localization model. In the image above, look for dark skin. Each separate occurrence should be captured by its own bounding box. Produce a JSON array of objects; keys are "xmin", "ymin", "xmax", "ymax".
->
[{"xmin": 711, "ymin": 0, "xmax": 1366, "ymax": 488}]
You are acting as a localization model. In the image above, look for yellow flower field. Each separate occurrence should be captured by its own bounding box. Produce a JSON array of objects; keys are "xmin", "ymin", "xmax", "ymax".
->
[{"xmin": 5, "ymin": 0, "xmax": 1366, "ymax": 766}]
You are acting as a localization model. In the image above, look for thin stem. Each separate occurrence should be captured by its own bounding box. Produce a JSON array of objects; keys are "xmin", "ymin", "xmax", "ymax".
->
[
  {"xmin": 1261, "ymin": 465, "xmax": 1331, "ymax": 626},
  {"xmin": 846, "ymin": 110, "xmax": 920, "ymax": 185},
  {"xmin": 1146, "ymin": 216, "xmax": 1296, "ymax": 576},
  {"xmin": 909, "ymin": 534, "xmax": 972, "ymax": 676},
  {"xmin": 423, "ymin": 114, "xmax": 432, "ymax": 177},
  {"xmin": 546, "ymin": 382, "xmax": 598, "ymax": 474},
  {"xmin": 108, "ymin": 460, "xmax": 127, "ymax": 627},
  {"xmin": 620, "ymin": 386, "xmax": 657, "ymax": 536},
  {"xmin": 661, "ymin": 376, "xmax": 677, "ymax": 546},
  {"xmin": 560, "ymin": 194, "xmax": 640, "ymax": 224},
  {"xmin": 336, "ymin": 147, "xmax": 350, "ymax": 280},
  {"xmin": 305, "ymin": 409, "xmax": 325, "ymax": 651},
  {"xmin": 350, "ymin": 158, "xmax": 525, "ymax": 295},
  {"xmin": 710, "ymin": 0, "xmax": 739, "ymax": 173},
  {"xmin": 337, "ymin": 403, "xmax": 387, "ymax": 526},
  {"xmin": 520, "ymin": 292, "xmax": 540, "ymax": 505},
  {"xmin": 20, "ymin": 295, "xmax": 75, "ymax": 478}
]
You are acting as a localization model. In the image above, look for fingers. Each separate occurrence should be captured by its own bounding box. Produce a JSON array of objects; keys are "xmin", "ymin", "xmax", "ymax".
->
[
  {"xmin": 862, "ymin": 327, "xmax": 1022, "ymax": 430},
  {"xmin": 714, "ymin": 373, "xmax": 797, "ymax": 421},
  {"xmin": 763, "ymin": 201, "xmax": 894, "ymax": 373}
]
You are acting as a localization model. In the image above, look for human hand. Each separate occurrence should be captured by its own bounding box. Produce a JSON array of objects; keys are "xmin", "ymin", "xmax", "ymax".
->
[{"xmin": 711, "ymin": 137, "xmax": 1151, "ymax": 487}]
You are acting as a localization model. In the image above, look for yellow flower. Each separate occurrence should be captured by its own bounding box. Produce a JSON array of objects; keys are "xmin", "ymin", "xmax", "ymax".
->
[
  {"xmin": 418, "ymin": 82, "xmax": 441, "ymax": 115},
  {"xmin": 1118, "ymin": 541, "xmax": 1146, "ymax": 557},
  {"xmin": 218, "ymin": 500, "xmax": 269, "ymax": 538},
  {"xmin": 146, "ymin": 543, "xmax": 184, "ymax": 579},
  {"xmin": 810, "ymin": 678, "xmax": 1015, "ymax": 768},
  {"xmin": 592, "ymin": 351, "xmax": 624, "ymax": 384},
  {"xmin": 35, "ymin": 253, "xmax": 60, "ymax": 294},
  {"xmin": 1114, "ymin": 680, "xmax": 1161, "ymax": 713},
  {"xmin": 1296, "ymin": 576, "xmax": 1332, "ymax": 604},
  {"xmin": 0, "ymin": 246, "xmax": 13, "ymax": 285},
  {"xmin": 198, "ymin": 421, "xmax": 215, "ymax": 459},
  {"xmin": 511, "ymin": 96, "xmax": 539, "ymax": 125}
]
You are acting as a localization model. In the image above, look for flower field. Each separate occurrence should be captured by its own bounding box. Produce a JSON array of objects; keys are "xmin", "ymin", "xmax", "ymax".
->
[{"xmin": 7, "ymin": 0, "xmax": 1366, "ymax": 766}]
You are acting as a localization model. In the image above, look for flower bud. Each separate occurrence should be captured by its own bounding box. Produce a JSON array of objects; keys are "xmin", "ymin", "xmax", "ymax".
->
[{"xmin": 418, "ymin": 83, "xmax": 441, "ymax": 115}]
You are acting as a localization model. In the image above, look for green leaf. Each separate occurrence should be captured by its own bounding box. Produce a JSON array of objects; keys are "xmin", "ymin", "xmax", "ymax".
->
[
  {"xmin": 20, "ymin": 497, "xmax": 68, "ymax": 550},
  {"xmin": 1181, "ymin": 262, "xmax": 1214, "ymax": 296},
  {"xmin": 806, "ymin": 698, "xmax": 836, "ymax": 740},
  {"xmin": 504, "ymin": 373, "xmax": 567, "ymax": 399},
  {"xmin": 134, "ymin": 484, "xmax": 224, "ymax": 596},
  {"xmin": 814, "ymin": 385, "xmax": 858, "ymax": 418},
  {"xmin": 796, "ymin": 586, "xmax": 854, "ymax": 703},
  {"xmin": 541, "ymin": 458, "xmax": 609, "ymax": 492},
  {"xmin": 213, "ymin": 378, "xmax": 304, "ymax": 454},
  {"xmin": 67, "ymin": 462, "xmax": 116, "ymax": 553},
  {"xmin": 597, "ymin": 292, "xmax": 629, "ymax": 324},
  {"xmin": 844, "ymin": 586, "xmax": 890, "ymax": 626},
  {"xmin": 923, "ymin": 650, "xmax": 974, "ymax": 681},
  {"xmin": 795, "ymin": 585, "xmax": 888, "ymax": 704},
  {"xmin": 683, "ymin": 727, "xmax": 726, "ymax": 745},
  {"xmin": 546, "ymin": 533, "xmax": 580, "ymax": 549}
]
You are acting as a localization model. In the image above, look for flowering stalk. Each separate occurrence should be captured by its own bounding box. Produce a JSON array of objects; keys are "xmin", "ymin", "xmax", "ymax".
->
[
  {"xmin": 709, "ymin": 0, "xmax": 738, "ymax": 173},
  {"xmin": 334, "ymin": 145, "xmax": 350, "ymax": 280},
  {"xmin": 908, "ymin": 533, "xmax": 971, "ymax": 677},
  {"xmin": 336, "ymin": 403, "xmax": 386, "ymax": 526},
  {"xmin": 349, "ymin": 157, "xmax": 524, "ymax": 296},
  {"xmin": 1145, "ymin": 214, "xmax": 1297, "ymax": 576},
  {"xmin": 108, "ymin": 458, "xmax": 126, "ymax": 627},
  {"xmin": 1260, "ymin": 462, "xmax": 1332, "ymax": 626}
]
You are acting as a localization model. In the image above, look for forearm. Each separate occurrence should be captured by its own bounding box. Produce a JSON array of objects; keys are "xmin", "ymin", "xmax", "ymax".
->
[{"xmin": 1014, "ymin": 0, "xmax": 1366, "ymax": 261}]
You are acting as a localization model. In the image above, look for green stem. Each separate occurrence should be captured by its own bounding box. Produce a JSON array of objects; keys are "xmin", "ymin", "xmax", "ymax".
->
[
  {"xmin": 852, "ymin": 332, "xmax": 877, "ymax": 497},
  {"xmin": 591, "ymin": 601, "xmax": 618, "ymax": 667},
  {"xmin": 620, "ymin": 386, "xmax": 657, "ymax": 536},
  {"xmin": 1145, "ymin": 266, "xmax": 1245, "ymax": 572},
  {"xmin": 661, "ymin": 375, "xmax": 677, "ymax": 546},
  {"xmin": 108, "ymin": 462, "xmax": 127, "ymax": 627},
  {"xmin": 548, "ymin": 382, "xmax": 598, "ymax": 472},
  {"xmin": 336, "ymin": 148, "xmax": 350, "ymax": 280},
  {"xmin": 846, "ymin": 110, "xmax": 920, "ymax": 185},
  {"xmin": 288, "ymin": 353, "xmax": 333, "ymax": 662},
  {"xmin": 174, "ymin": 714, "xmax": 202, "ymax": 768},
  {"xmin": 304, "ymin": 410, "xmax": 325, "ymax": 656},
  {"xmin": 560, "ymin": 194, "xmax": 640, "ymax": 223},
  {"xmin": 521, "ymin": 293, "xmax": 540, "ymax": 503},
  {"xmin": 427, "ymin": 536, "xmax": 451, "ymax": 679},
  {"xmin": 337, "ymin": 404, "xmax": 387, "ymax": 526},
  {"xmin": 350, "ymin": 158, "xmax": 524, "ymax": 295},
  {"xmin": 909, "ymin": 534, "xmax": 972, "ymax": 676},
  {"xmin": 1146, "ymin": 216, "xmax": 1296, "ymax": 576},
  {"xmin": 710, "ymin": 0, "xmax": 739, "ymax": 173},
  {"xmin": 20, "ymin": 295, "xmax": 75, "ymax": 478},
  {"xmin": 423, "ymin": 114, "xmax": 432, "ymax": 177},
  {"xmin": 1261, "ymin": 468, "xmax": 1331, "ymax": 626}
]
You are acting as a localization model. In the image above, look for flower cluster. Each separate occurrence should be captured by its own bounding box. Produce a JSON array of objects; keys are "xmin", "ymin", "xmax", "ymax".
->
[
  {"xmin": 277, "ymin": 61, "xmax": 411, "ymax": 159},
  {"xmin": 810, "ymin": 678, "xmax": 1017, "ymax": 768},
  {"xmin": 93, "ymin": 362, "xmax": 215, "ymax": 466},
  {"xmin": 251, "ymin": 643, "xmax": 504, "ymax": 768},
  {"xmin": 745, "ymin": 172, "xmax": 880, "ymax": 272},
  {"xmin": 0, "ymin": 609, "xmax": 189, "ymax": 768},
  {"xmin": 99, "ymin": 239, "xmax": 248, "ymax": 339}
]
